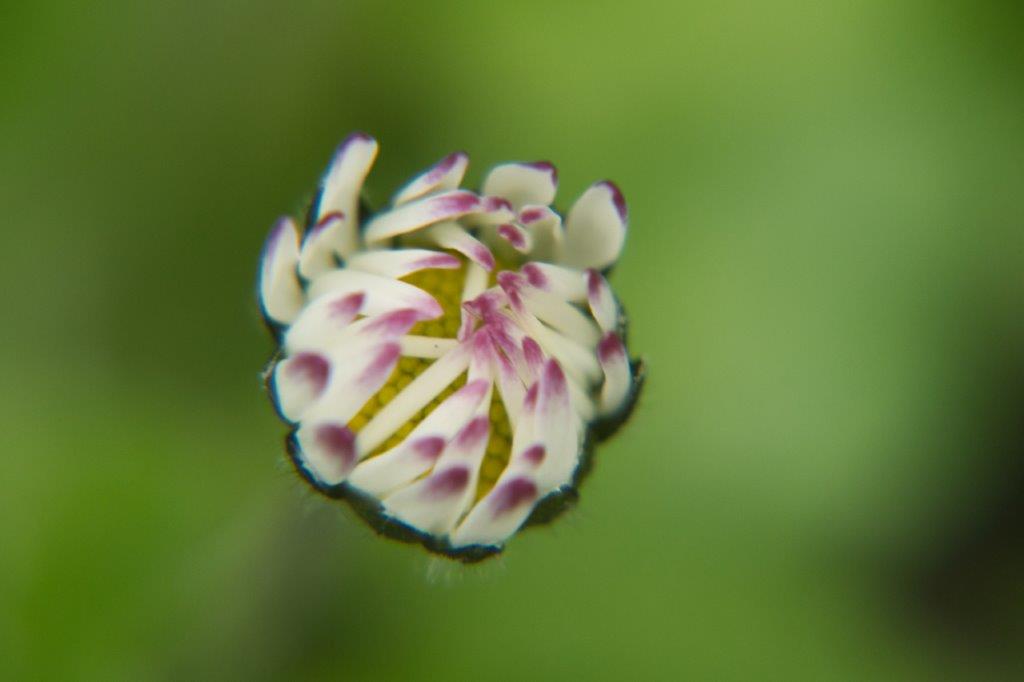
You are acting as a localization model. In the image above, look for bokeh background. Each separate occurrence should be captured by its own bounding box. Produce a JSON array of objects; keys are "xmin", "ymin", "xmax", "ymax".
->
[{"xmin": 3, "ymin": 1, "xmax": 1023, "ymax": 679}]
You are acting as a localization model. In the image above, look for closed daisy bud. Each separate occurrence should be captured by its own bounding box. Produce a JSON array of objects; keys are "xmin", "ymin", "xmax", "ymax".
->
[{"xmin": 258, "ymin": 133, "xmax": 644, "ymax": 562}]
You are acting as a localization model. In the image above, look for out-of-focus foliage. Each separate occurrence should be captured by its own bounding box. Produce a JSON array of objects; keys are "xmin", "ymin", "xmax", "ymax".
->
[{"xmin": 2, "ymin": 1, "xmax": 1022, "ymax": 679}]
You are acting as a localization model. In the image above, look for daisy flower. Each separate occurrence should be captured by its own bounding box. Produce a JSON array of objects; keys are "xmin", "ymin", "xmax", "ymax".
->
[{"xmin": 258, "ymin": 133, "xmax": 643, "ymax": 561}]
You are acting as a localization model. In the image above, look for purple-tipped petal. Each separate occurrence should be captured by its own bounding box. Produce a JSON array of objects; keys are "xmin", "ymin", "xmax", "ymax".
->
[
  {"xmin": 328, "ymin": 292, "xmax": 365, "ymax": 325},
  {"xmin": 272, "ymin": 352, "xmax": 331, "ymax": 421},
  {"xmin": 284, "ymin": 294, "xmax": 423, "ymax": 358},
  {"xmin": 345, "ymin": 248, "xmax": 461, "ymax": 279},
  {"xmin": 305, "ymin": 269, "xmax": 443, "ymax": 324},
  {"xmin": 382, "ymin": 464, "xmax": 475, "ymax": 534},
  {"xmin": 358, "ymin": 342, "xmax": 402, "ymax": 388},
  {"xmin": 521, "ymin": 444, "xmax": 546, "ymax": 466},
  {"xmin": 363, "ymin": 308, "xmax": 428, "ymax": 337},
  {"xmin": 449, "ymin": 474, "xmax": 539, "ymax": 548},
  {"xmin": 517, "ymin": 205, "xmax": 564, "ymax": 262},
  {"xmin": 481, "ymin": 162, "xmax": 558, "ymax": 209},
  {"xmin": 298, "ymin": 212, "xmax": 346, "ymax": 279},
  {"xmin": 521, "ymin": 337, "xmax": 545, "ymax": 379},
  {"xmin": 598, "ymin": 331, "xmax": 631, "ymax": 415},
  {"xmin": 259, "ymin": 217, "xmax": 304, "ymax": 324},
  {"xmin": 542, "ymin": 358, "xmax": 567, "ymax": 396},
  {"xmin": 313, "ymin": 133, "xmax": 378, "ymax": 257},
  {"xmin": 426, "ymin": 222, "xmax": 495, "ymax": 271},
  {"xmin": 349, "ymin": 379, "xmax": 488, "ymax": 497},
  {"xmin": 393, "ymin": 151, "xmax": 470, "ymax": 205},
  {"xmin": 452, "ymin": 415, "xmax": 490, "ymax": 453},
  {"xmin": 466, "ymin": 358, "xmax": 576, "ymax": 537},
  {"xmin": 424, "ymin": 466, "xmax": 471, "ymax": 499},
  {"xmin": 490, "ymin": 477, "xmax": 538, "ymax": 518},
  {"xmin": 521, "ymin": 262, "xmax": 548, "ymax": 289},
  {"xmin": 518, "ymin": 282, "xmax": 601, "ymax": 347},
  {"xmin": 296, "ymin": 422, "xmax": 357, "ymax": 485},
  {"xmin": 518, "ymin": 206, "xmax": 552, "ymax": 225},
  {"xmin": 523, "ymin": 382, "xmax": 540, "ymax": 412},
  {"xmin": 504, "ymin": 293, "xmax": 602, "ymax": 388},
  {"xmin": 412, "ymin": 436, "xmax": 446, "ymax": 461},
  {"xmin": 281, "ymin": 290, "xmax": 366, "ymax": 353},
  {"xmin": 299, "ymin": 339, "xmax": 404, "ymax": 427},
  {"xmin": 496, "ymin": 223, "xmax": 532, "ymax": 253},
  {"xmin": 363, "ymin": 190, "xmax": 480, "ymax": 245},
  {"xmin": 519, "ymin": 262, "xmax": 586, "ymax": 301},
  {"xmin": 381, "ymin": 414, "xmax": 491, "ymax": 534},
  {"xmin": 561, "ymin": 181, "xmax": 627, "ymax": 271},
  {"xmin": 527, "ymin": 358, "xmax": 582, "ymax": 489}
]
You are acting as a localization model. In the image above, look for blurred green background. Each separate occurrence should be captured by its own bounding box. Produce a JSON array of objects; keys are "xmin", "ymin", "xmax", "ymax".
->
[{"xmin": 2, "ymin": 1, "xmax": 1023, "ymax": 679}]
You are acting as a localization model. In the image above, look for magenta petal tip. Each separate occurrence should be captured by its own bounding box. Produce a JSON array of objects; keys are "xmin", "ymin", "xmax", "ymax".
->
[
  {"xmin": 598, "ymin": 332, "xmax": 626, "ymax": 362},
  {"xmin": 315, "ymin": 423, "xmax": 357, "ymax": 472},
  {"xmin": 426, "ymin": 466, "xmax": 471, "ymax": 498},
  {"xmin": 491, "ymin": 477, "xmax": 538, "ymax": 518},
  {"xmin": 413, "ymin": 436, "xmax": 446, "ymax": 460},
  {"xmin": 598, "ymin": 180, "xmax": 627, "ymax": 222}
]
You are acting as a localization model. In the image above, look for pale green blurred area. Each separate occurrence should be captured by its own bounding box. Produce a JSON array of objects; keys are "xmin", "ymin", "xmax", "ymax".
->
[{"xmin": 2, "ymin": 0, "xmax": 1023, "ymax": 679}]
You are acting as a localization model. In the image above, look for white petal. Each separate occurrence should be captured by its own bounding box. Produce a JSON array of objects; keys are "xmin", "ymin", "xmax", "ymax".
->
[
  {"xmin": 345, "ymin": 248, "xmax": 460, "ymax": 279},
  {"xmin": 509, "ymin": 380, "xmax": 538, "ymax": 457},
  {"xmin": 298, "ymin": 212, "xmax": 347, "ymax": 279},
  {"xmin": 392, "ymin": 152, "xmax": 469, "ymax": 205},
  {"xmin": 481, "ymin": 162, "xmax": 558, "ymax": 209},
  {"xmin": 460, "ymin": 196, "xmax": 516, "ymax": 227},
  {"xmin": 424, "ymin": 222, "xmax": 495, "ymax": 271},
  {"xmin": 492, "ymin": 346, "xmax": 526, "ymax": 429},
  {"xmin": 293, "ymin": 422, "xmax": 357, "ymax": 486},
  {"xmin": 259, "ymin": 217, "xmax": 303, "ymax": 325},
  {"xmin": 399, "ymin": 335, "xmax": 459, "ymax": 359},
  {"xmin": 449, "ymin": 360, "xmax": 579, "ymax": 548},
  {"xmin": 519, "ymin": 336, "xmax": 546, "ymax": 384},
  {"xmin": 281, "ymin": 310, "xmax": 422, "ymax": 421},
  {"xmin": 530, "ymin": 359, "xmax": 581, "ymax": 490},
  {"xmin": 502, "ymin": 273, "xmax": 600, "ymax": 347},
  {"xmin": 517, "ymin": 205, "xmax": 564, "ymax": 262},
  {"xmin": 520, "ymin": 262, "xmax": 587, "ymax": 302},
  {"xmin": 503, "ymin": 359, "xmax": 580, "ymax": 488},
  {"xmin": 282, "ymin": 290, "xmax": 364, "ymax": 353},
  {"xmin": 382, "ymin": 415, "xmax": 490, "ymax": 534},
  {"xmin": 270, "ymin": 351, "xmax": 330, "ymax": 422},
  {"xmin": 507, "ymin": 321, "xmax": 594, "ymax": 422},
  {"xmin": 303, "ymin": 341, "xmax": 403, "ymax": 425},
  {"xmin": 466, "ymin": 329, "xmax": 498, "ymax": 383},
  {"xmin": 457, "ymin": 262, "xmax": 490, "ymax": 341},
  {"xmin": 498, "ymin": 276, "xmax": 602, "ymax": 386},
  {"xmin": 312, "ymin": 133, "xmax": 379, "ymax": 257},
  {"xmin": 285, "ymin": 294, "xmax": 424, "ymax": 355},
  {"xmin": 306, "ymin": 269, "xmax": 443, "ymax": 320},
  {"xmin": 529, "ymin": 320, "xmax": 601, "ymax": 387},
  {"xmin": 347, "ymin": 435, "xmax": 446, "ymax": 497},
  {"xmin": 348, "ymin": 379, "xmax": 491, "ymax": 495},
  {"xmin": 566, "ymin": 378, "xmax": 596, "ymax": 422},
  {"xmin": 586, "ymin": 269, "xmax": 618, "ymax": 332},
  {"xmin": 496, "ymin": 223, "xmax": 533, "ymax": 253},
  {"xmin": 356, "ymin": 346, "xmax": 472, "ymax": 454},
  {"xmin": 561, "ymin": 181, "xmax": 627, "ymax": 271},
  {"xmin": 598, "ymin": 332, "xmax": 632, "ymax": 415},
  {"xmin": 449, "ymin": 475, "xmax": 539, "ymax": 549},
  {"xmin": 383, "ymin": 462, "xmax": 478, "ymax": 533},
  {"xmin": 363, "ymin": 190, "xmax": 480, "ymax": 245}
]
